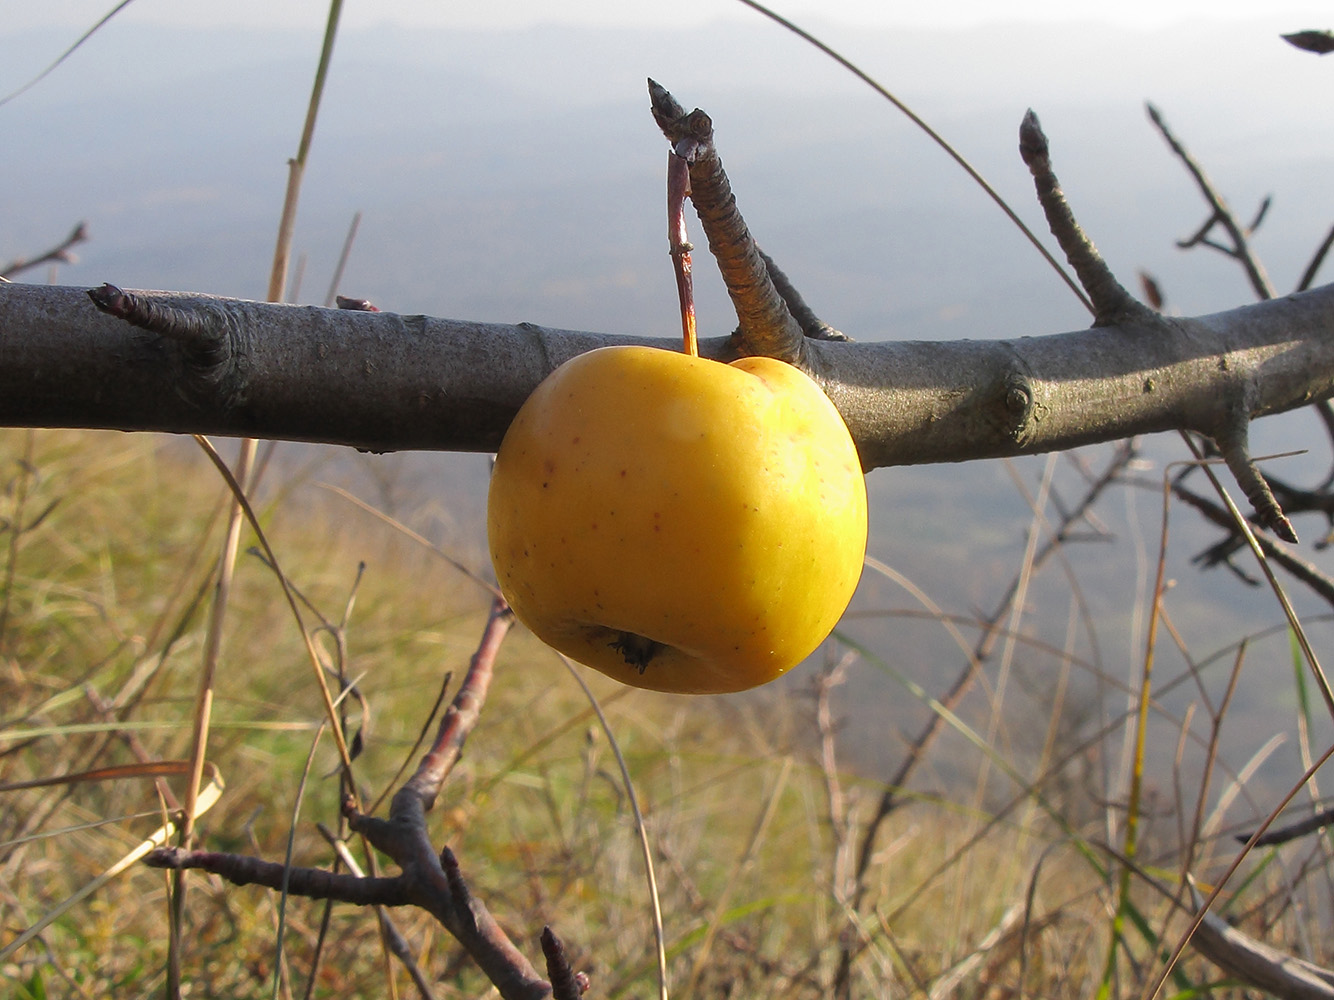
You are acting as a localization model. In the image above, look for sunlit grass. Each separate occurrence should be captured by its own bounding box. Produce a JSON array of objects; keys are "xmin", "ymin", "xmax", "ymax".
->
[{"xmin": 1, "ymin": 427, "xmax": 1330, "ymax": 999}]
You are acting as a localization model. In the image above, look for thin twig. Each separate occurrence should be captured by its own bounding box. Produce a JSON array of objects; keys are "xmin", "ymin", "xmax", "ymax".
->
[
  {"xmin": 1148, "ymin": 102, "xmax": 1276, "ymax": 301},
  {"xmin": 1019, "ymin": 111, "xmax": 1148, "ymax": 326},
  {"xmin": 0, "ymin": 222, "xmax": 88, "ymax": 280}
]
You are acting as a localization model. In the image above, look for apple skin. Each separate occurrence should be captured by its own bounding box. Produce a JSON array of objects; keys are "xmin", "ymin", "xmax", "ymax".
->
[{"xmin": 487, "ymin": 345, "xmax": 867, "ymax": 694}]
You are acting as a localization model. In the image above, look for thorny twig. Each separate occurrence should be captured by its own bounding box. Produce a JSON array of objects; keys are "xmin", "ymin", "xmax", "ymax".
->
[{"xmin": 1018, "ymin": 111, "xmax": 1152, "ymax": 327}]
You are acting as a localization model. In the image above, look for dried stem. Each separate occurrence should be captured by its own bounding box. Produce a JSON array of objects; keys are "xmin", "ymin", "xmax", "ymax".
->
[{"xmin": 667, "ymin": 151, "xmax": 698, "ymax": 356}]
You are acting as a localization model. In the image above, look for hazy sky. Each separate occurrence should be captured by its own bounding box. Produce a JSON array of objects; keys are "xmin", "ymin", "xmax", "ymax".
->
[{"xmin": 4, "ymin": 0, "xmax": 1327, "ymax": 32}]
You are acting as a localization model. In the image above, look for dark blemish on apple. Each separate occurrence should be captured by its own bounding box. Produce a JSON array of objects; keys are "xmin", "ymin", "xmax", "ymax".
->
[{"xmin": 611, "ymin": 631, "xmax": 663, "ymax": 674}]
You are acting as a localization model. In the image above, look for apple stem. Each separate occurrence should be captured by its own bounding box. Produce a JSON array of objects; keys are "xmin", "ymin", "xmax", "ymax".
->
[{"xmin": 667, "ymin": 151, "xmax": 699, "ymax": 357}]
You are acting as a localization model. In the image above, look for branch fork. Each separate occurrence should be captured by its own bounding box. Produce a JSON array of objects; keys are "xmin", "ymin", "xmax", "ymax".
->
[
  {"xmin": 145, "ymin": 596, "xmax": 588, "ymax": 1000},
  {"xmin": 1018, "ymin": 109, "xmax": 1296, "ymax": 539}
]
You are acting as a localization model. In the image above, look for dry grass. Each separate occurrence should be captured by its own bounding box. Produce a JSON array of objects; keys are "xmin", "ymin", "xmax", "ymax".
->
[{"xmin": 1, "ymin": 427, "xmax": 1331, "ymax": 1000}]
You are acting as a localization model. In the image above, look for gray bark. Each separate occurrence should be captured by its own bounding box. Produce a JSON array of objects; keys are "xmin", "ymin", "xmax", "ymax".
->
[{"xmin": 1, "ymin": 280, "xmax": 1333, "ymax": 471}]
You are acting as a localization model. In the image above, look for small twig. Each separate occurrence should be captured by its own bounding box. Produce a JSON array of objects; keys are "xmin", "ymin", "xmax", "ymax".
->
[
  {"xmin": 1147, "ymin": 102, "xmax": 1276, "ymax": 300},
  {"xmin": 146, "ymin": 847, "xmax": 412, "ymax": 904},
  {"xmin": 1179, "ymin": 490, "xmax": 1334, "ymax": 608},
  {"xmin": 0, "ymin": 222, "xmax": 88, "ymax": 280},
  {"xmin": 315, "ymin": 824, "xmax": 436, "ymax": 1000},
  {"xmin": 87, "ymin": 282, "xmax": 228, "ymax": 350},
  {"xmin": 1210, "ymin": 414, "xmax": 1297, "ymax": 541},
  {"xmin": 397, "ymin": 596, "xmax": 513, "ymax": 810},
  {"xmin": 541, "ymin": 927, "xmax": 588, "ymax": 1000},
  {"xmin": 1018, "ymin": 110, "xmax": 1152, "ymax": 326},
  {"xmin": 1236, "ymin": 805, "xmax": 1334, "ymax": 847},
  {"xmin": 1298, "ymin": 222, "xmax": 1334, "ymax": 293},
  {"xmin": 145, "ymin": 594, "xmax": 558, "ymax": 1000}
]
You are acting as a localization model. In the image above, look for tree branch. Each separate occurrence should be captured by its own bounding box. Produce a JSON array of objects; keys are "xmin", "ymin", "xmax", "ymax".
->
[
  {"xmin": 1018, "ymin": 110, "xmax": 1151, "ymax": 327},
  {"xmin": 1191, "ymin": 906, "xmax": 1334, "ymax": 1000},
  {"xmin": 3, "ymin": 281, "xmax": 1334, "ymax": 481},
  {"xmin": 7, "ymin": 87, "xmax": 1334, "ymax": 533}
]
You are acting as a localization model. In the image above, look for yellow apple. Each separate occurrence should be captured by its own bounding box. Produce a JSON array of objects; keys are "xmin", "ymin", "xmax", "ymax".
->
[{"xmin": 487, "ymin": 345, "xmax": 867, "ymax": 694}]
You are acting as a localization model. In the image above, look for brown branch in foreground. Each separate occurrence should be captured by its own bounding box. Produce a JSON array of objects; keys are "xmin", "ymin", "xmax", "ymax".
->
[
  {"xmin": 146, "ymin": 595, "xmax": 574, "ymax": 1000},
  {"xmin": 648, "ymin": 78, "xmax": 806, "ymax": 363}
]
